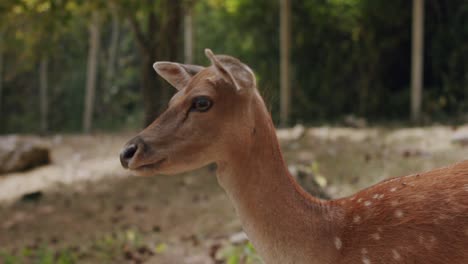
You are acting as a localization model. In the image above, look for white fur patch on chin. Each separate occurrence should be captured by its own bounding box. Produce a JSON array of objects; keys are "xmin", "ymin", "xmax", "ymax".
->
[{"xmin": 129, "ymin": 168, "xmax": 157, "ymax": 177}]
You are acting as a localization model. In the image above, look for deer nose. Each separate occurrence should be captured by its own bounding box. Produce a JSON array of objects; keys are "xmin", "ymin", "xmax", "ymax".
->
[{"xmin": 120, "ymin": 143, "xmax": 138, "ymax": 168}]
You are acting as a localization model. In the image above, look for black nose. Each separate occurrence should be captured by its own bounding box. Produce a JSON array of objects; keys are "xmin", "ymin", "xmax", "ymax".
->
[{"xmin": 120, "ymin": 144, "xmax": 138, "ymax": 168}]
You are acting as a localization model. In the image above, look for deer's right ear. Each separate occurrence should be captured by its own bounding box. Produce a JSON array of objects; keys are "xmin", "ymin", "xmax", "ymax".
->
[{"xmin": 153, "ymin": 62, "xmax": 204, "ymax": 90}]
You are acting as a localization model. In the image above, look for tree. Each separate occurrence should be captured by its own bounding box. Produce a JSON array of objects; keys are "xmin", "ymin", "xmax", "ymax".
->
[
  {"xmin": 39, "ymin": 57, "xmax": 48, "ymax": 133},
  {"xmin": 0, "ymin": 30, "xmax": 4, "ymax": 120},
  {"xmin": 184, "ymin": 0, "xmax": 195, "ymax": 64},
  {"xmin": 7, "ymin": 0, "xmax": 73, "ymax": 133},
  {"xmin": 104, "ymin": 2, "xmax": 120, "ymax": 94},
  {"xmin": 280, "ymin": 0, "xmax": 291, "ymax": 126},
  {"xmin": 83, "ymin": 11, "xmax": 101, "ymax": 133},
  {"xmin": 116, "ymin": 0, "xmax": 183, "ymax": 125},
  {"xmin": 411, "ymin": 0, "xmax": 425, "ymax": 123}
]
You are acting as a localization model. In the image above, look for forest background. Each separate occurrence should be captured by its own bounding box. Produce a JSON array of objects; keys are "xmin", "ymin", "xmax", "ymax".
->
[{"xmin": 0, "ymin": 0, "xmax": 467, "ymax": 133}]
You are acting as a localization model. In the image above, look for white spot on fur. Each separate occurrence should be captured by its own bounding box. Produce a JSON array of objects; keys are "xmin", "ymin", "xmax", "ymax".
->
[
  {"xmin": 371, "ymin": 233, "xmax": 381, "ymax": 240},
  {"xmin": 395, "ymin": 210, "xmax": 404, "ymax": 218},
  {"xmin": 378, "ymin": 194, "xmax": 385, "ymax": 199},
  {"xmin": 421, "ymin": 235, "xmax": 437, "ymax": 249},
  {"xmin": 464, "ymin": 184, "xmax": 468, "ymax": 192},
  {"xmin": 373, "ymin": 194, "xmax": 379, "ymax": 199},
  {"xmin": 362, "ymin": 256, "xmax": 371, "ymax": 264},
  {"xmin": 334, "ymin": 237, "xmax": 342, "ymax": 250},
  {"xmin": 353, "ymin": 215, "xmax": 361, "ymax": 223},
  {"xmin": 364, "ymin": 201, "xmax": 372, "ymax": 206},
  {"xmin": 357, "ymin": 198, "xmax": 363, "ymax": 203},
  {"xmin": 392, "ymin": 249, "xmax": 401, "ymax": 260},
  {"xmin": 390, "ymin": 187, "xmax": 397, "ymax": 192}
]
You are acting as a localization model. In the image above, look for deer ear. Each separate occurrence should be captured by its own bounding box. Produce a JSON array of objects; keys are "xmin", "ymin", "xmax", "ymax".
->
[
  {"xmin": 204, "ymin": 49, "xmax": 256, "ymax": 92},
  {"xmin": 153, "ymin": 62, "xmax": 204, "ymax": 90}
]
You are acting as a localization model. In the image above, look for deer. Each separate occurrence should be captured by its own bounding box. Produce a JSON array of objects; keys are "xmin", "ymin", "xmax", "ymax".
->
[{"xmin": 120, "ymin": 49, "xmax": 468, "ymax": 264}]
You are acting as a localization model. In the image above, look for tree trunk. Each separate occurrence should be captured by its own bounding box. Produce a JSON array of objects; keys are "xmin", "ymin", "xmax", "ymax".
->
[
  {"xmin": 184, "ymin": 2, "xmax": 194, "ymax": 64},
  {"xmin": 83, "ymin": 11, "xmax": 101, "ymax": 133},
  {"xmin": 0, "ymin": 40, "xmax": 3, "ymax": 123},
  {"xmin": 129, "ymin": 0, "xmax": 183, "ymax": 126},
  {"xmin": 105, "ymin": 3, "xmax": 120, "ymax": 94},
  {"xmin": 142, "ymin": 53, "xmax": 161, "ymax": 125},
  {"xmin": 39, "ymin": 57, "xmax": 48, "ymax": 133},
  {"xmin": 411, "ymin": 0, "xmax": 424, "ymax": 123},
  {"xmin": 157, "ymin": 0, "xmax": 182, "ymax": 112},
  {"xmin": 280, "ymin": 0, "xmax": 291, "ymax": 127}
]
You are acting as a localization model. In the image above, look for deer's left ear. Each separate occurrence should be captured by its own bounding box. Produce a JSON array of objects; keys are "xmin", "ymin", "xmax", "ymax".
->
[
  {"xmin": 153, "ymin": 62, "xmax": 204, "ymax": 90},
  {"xmin": 205, "ymin": 49, "xmax": 256, "ymax": 92}
]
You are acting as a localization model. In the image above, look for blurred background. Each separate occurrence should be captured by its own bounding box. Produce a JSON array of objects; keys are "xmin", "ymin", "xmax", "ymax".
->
[{"xmin": 0, "ymin": 0, "xmax": 467, "ymax": 263}]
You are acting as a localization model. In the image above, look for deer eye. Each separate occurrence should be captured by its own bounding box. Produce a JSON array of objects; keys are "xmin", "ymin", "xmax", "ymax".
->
[{"xmin": 191, "ymin": 96, "xmax": 213, "ymax": 112}]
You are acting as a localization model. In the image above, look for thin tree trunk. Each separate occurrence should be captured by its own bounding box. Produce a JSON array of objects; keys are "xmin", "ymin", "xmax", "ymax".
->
[
  {"xmin": 105, "ymin": 3, "xmax": 120, "ymax": 93},
  {"xmin": 184, "ymin": 3, "xmax": 194, "ymax": 64},
  {"xmin": 0, "ymin": 41, "xmax": 3, "ymax": 123},
  {"xmin": 39, "ymin": 57, "xmax": 48, "ymax": 133},
  {"xmin": 0, "ymin": 30, "xmax": 3, "ymax": 123},
  {"xmin": 280, "ymin": 0, "xmax": 291, "ymax": 127},
  {"xmin": 411, "ymin": 0, "xmax": 424, "ymax": 123},
  {"xmin": 83, "ymin": 12, "xmax": 101, "ymax": 133}
]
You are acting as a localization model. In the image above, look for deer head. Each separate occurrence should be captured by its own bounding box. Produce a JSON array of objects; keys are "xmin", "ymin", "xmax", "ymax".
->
[{"xmin": 120, "ymin": 49, "xmax": 257, "ymax": 176}]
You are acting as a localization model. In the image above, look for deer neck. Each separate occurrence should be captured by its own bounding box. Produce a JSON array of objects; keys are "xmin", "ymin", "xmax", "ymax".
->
[{"xmin": 216, "ymin": 95, "xmax": 342, "ymax": 263}]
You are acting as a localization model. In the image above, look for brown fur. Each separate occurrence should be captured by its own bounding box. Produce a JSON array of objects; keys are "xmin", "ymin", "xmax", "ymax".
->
[
  {"xmin": 336, "ymin": 162, "xmax": 468, "ymax": 263},
  {"xmin": 121, "ymin": 50, "xmax": 468, "ymax": 264}
]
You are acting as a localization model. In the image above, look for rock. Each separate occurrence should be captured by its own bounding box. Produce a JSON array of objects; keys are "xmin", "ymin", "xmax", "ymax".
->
[
  {"xmin": 0, "ymin": 136, "xmax": 50, "ymax": 174},
  {"xmin": 452, "ymin": 130, "xmax": 468, "ymax": 146},
  {"xmin": 229, "ymin": 231, "xmax": 248, "ymax": 245},
  {"xmin": 19, "ymin": 191, "xmax": 43, "ymax": 203},
  {"xmin": 343, "ymin": 115, "xmax": 367, "ymax": 128},
  {"xmin": 277, "ymin": 124, "xmax": 306, "ymax": 141}
]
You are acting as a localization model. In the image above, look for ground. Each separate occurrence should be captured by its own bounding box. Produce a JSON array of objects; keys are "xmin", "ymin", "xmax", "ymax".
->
[{"xmin": 0, "ymin": 126, "xmax": 467, "ymax": 263}]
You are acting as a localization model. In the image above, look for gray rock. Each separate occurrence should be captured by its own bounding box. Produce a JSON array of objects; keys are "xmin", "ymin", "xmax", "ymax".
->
[
  {"xmin": 0, "ymin": 136, "xmax": 50, "ymax": 174},
  {"xmin": 343, "ymin": 115, "xmax": 367, "ymax": 128},
  {"xmin": 452, "ymin": 130, "xmax": 468, "ymax": 146},
  {"xmin": 229, "ymin": 231, "xmax": 249, "ymax": 245},
  {"xmin": 277, "ymin": 124, "xmax": 306, "ymax": 141}
]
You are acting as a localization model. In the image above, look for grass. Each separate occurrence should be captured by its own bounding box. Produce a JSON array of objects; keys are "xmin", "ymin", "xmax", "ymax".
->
[
  {"xmin": 1, "ymin": 233, "xmax": 262, "ymax": 264},
  {"xmin": 1, "ymin": 246, "xmax": 76, "ymax": 264},
  {"xmin": 0, "ymin": 229, "xmax": 156, "ymax": 264},
  {"xmin": 222, "ymin": 242, "xmax": 262, "ymax": 264}
]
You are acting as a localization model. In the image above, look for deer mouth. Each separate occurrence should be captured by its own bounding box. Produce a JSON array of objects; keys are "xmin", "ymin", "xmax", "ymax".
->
[{"xmin": 131, "ymin": 157, "xmax": 167, "ymax": 172}]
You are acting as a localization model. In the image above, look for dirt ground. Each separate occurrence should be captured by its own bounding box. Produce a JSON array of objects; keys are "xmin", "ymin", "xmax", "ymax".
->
[{"xmin": 1, "ymin": 126, "xmax": 467, "ymax": 263}]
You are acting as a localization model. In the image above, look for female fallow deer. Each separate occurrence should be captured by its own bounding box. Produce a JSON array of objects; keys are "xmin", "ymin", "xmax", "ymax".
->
[{"xmin": 120, "ymin": 49, "xmax": 468, "ymax": 264}]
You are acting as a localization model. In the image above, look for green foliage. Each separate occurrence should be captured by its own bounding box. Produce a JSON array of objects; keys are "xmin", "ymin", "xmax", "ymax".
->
[
  {"xmin": 222, "ymin": 242, "xmax": 262, "ymax": 264},
  {"xmin": 1, "ymin": 246, "xmax": 77, "ymax": 264},
  {"xmin": 1, "ymin": 0, "xmax": 142, "ymax": 133},
  {"xmin": 0, "ymin": 228, "xmax": 153, "ymax": 263},
  {"xmin": 196, "ymin": 0, "xmax": 467, "ymax": 124},
  {"xmin": 1, "ymin": 0, "xmax": 467, "ymax": 133}
]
